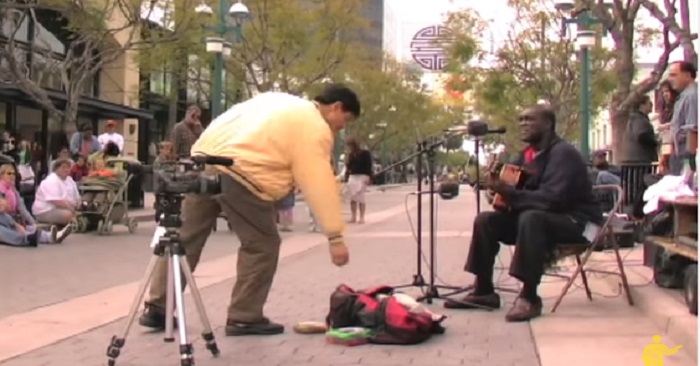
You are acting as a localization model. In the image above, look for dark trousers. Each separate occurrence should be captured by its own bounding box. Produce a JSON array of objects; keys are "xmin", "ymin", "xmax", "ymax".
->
[{"xmin": 465, "ymin": 210, "xmax": 587, "ymax": 287}]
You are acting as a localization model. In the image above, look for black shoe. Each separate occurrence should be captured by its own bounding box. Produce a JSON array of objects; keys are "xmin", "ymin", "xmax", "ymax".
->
[
  {"xmin": 26, "ymin": 232, "xmax": 39, "ymax": 247},
  {"xmin": 225, "ymin": 317, "xmax": 284, "ymax": 336},
  {"xmin": 443, "ymin": 292, "xmax": 501, "ymax": 309},
  {"xmin": 138, "ymin": 304, "xmax": 176, "ymax": 330}
]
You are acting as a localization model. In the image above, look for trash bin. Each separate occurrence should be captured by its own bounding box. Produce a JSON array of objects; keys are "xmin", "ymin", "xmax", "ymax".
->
[{"xmin": 126, "ymin": 165, "xmax": 145, "ymax": 209}]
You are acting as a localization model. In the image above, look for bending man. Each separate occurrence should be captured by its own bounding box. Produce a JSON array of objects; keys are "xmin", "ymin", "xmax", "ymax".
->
[{"xmin": 139, "ymin": 84, "xmax": 360, "ymax": 336}]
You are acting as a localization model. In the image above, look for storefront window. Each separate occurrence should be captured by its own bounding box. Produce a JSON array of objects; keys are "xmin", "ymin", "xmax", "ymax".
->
[
  {"xmin": 150, "ymin": 69, "xmax": 173, "ymax": 96},
  {"xmin": 1, "ymin": 9, "xmax": 30, "ymax": 43},
  {"xmin": 32, "ymin": 53, "xmax": 63, "ymax": 90},
  {"xmin": 16, "ymin": 106, "xmax": 41, "ymax": 144}
]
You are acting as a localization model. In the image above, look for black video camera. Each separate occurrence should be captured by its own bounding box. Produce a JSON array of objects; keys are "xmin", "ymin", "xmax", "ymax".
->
[{"xmin": 153, "ymin": 155, "xmax": 234, "ymax": 196}]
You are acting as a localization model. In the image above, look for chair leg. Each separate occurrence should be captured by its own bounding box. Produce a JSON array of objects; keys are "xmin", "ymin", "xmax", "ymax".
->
[
  {"xmin": 576, "ymin": 255, "xmax": 593, "ymax": 301},
  {"xmin": 610, "ymin": 234, "xmax": 634, "ymax": 306},
  {"xmin": 552, "ymin": 246, "xmax": 596, "ymax": 313}
]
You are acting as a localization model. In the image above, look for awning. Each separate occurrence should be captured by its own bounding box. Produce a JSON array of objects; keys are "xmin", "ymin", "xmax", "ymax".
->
[{"xmin": 0, "ymin": 84, "xmax": 154, "ymax": 120}]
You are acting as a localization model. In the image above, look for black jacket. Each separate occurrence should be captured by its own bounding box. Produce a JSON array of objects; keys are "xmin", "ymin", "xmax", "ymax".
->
[
  {"xmin": 624, "ymin": 111, "xmax": 658, "ymax": 163},
  {"xmin": 345, "ymin": 150, "xmax": 373, "ymax": 178},
  {"xmin": 501, "ymin": 137, "xmax": 603, "ymax": 225}
]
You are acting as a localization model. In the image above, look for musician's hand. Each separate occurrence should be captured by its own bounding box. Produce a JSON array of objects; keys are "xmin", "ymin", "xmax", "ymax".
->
[
  {"xmin": 329, "ymin": 240, "xmax": 349, "ymax": 267},
  {"xmin": 488, "ymin": 179, "xmax": 513, "ymax": 195}
]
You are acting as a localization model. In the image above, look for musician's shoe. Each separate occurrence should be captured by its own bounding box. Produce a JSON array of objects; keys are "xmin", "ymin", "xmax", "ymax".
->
[
  {"xmin": 505, "ymin": 297, "xmax": 542, "ymax": 322},
  {"xmin": 443, "ymin": 292, "xmax": 500, "ymax": 309},
  {"xmin": 225, "ymin": 317, "xmax": 284, "ymax": 336}
]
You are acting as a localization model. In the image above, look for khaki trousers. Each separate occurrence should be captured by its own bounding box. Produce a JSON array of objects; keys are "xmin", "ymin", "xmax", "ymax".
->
[{"xmin": 146, "ymin": 174, "xmax": 281, "ymax": 322}]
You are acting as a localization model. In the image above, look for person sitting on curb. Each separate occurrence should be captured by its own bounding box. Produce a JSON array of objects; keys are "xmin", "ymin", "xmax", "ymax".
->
[
  {"xmin": 0, "ymin": 164, "xmax": 71, "ymax": 246},
  {"xmin": 33, "ymin": 159, "xmax": 81, "ymax": 228}
]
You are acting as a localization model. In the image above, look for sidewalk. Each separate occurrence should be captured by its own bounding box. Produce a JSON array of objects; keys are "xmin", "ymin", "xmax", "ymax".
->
[
  {"xmin": 0, "ymin": 188, "xmax": 540, "ymax": 366},
  {"xmin": 0, "ymin": 187, "xmax": 696, "ymax": 366}
]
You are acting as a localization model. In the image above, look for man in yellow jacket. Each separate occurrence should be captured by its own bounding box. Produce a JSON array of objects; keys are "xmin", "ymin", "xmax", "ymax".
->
[{"xmin": 139, "ymin": 84, "xmax": 360, "ymax": 336}]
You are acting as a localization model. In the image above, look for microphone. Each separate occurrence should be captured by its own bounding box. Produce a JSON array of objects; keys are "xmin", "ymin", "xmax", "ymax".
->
[
  {"xmin": 487, "ymin": 127, "xmax": 507, "ymax": 134},
  {"xmin": 191, "ymin": 155, "xmax": 235, "ymax": 167},
  {"xmin": 466, "ymin": 120, "xmax": 507, "ymax": 136}
]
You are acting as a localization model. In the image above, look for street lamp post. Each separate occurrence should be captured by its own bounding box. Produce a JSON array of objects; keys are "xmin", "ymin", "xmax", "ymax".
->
[
  {"xmin": 555, "ymin": 1, "xmax": 610, "ymax": 158},
  {"xmin": 196, "ymin": 0, "xmax": 249, "ymax": 119}
]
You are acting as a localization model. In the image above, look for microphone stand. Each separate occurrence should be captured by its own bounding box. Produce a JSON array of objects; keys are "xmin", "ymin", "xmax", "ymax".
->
[{"xmin": 387, "ymin": 134, "xmax": 492, "ymax": 309}]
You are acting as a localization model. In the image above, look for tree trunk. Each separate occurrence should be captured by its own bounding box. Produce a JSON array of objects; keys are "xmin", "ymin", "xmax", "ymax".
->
[
  {"xmin": 608, "ymin": 22, "xmax": 636, "ymax": 164},
  {"xmin": 609, "ymin": 95, "xmax": 629, "ymax": 164}
]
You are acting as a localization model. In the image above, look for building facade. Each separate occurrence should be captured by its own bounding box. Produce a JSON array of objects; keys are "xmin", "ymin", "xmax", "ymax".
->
[
  {"xmin": 0, "ymin": 7, "xmax": 151, "ymax": 162},
  {"xmin": 358, "ymin": 0, "xmax": 384, "ymax": 56}
]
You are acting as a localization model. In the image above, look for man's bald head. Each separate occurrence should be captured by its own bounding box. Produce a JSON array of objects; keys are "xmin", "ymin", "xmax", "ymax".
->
[{"xmin": 518, "ymin": 105, "xmax": 557, "ymax": 144}]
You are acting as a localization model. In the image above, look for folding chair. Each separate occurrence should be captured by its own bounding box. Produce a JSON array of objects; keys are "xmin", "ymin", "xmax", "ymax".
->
[{"xmin": 550, "ymin": 184, "xmax": 634, "ymax": 313}]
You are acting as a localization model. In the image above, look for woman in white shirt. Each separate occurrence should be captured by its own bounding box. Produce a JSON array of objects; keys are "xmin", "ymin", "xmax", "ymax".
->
[{"xmin": 32, "ymin": 159, "xmax": 81, "ymax": 226}]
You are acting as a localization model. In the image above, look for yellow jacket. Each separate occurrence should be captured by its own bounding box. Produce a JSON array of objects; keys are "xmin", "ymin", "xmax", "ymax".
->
[{"xmin": 191, "ymin": 92, "xmax": 344, "ymax": 239}]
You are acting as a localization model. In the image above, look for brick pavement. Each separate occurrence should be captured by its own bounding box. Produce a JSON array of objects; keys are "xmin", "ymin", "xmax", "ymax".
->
[
  {"xmin": 0, "ymin": 187, "xmax": 542, "ymax": 366},
  {"xmin": 0, "ymin": 188, "xmax": 409, "ymax": 319}
]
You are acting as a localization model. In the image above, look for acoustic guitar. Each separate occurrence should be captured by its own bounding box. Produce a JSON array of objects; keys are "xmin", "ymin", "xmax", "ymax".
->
[{"xmin": 485, "ymin": 154, "xmax": 526, "ymax": 211}]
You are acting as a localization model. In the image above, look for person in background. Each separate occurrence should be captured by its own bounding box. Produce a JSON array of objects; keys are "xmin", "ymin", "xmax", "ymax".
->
[
  {"xmin": 344, "ymin": 137, "xmax": 373, "ymax": 224},
  {"xmin": 88, "ymin": 141, "xmax": 121, "ymax": 170},
  {"xmin": 152, "ymin": 141, "xmax": 175, "ymax": 171},
  {"xmin": 17, "ymin": 140, "xmax": 31, "ymax": 165},
  {"xmin": 590, "ymin": 150, "xmax": 621, "ymax": 186},
  {"xmin": 657, "ymin": 80, "xmax": 680, "ymax": 173},
  {"xmin": 70, "ymin": 155, "xmax": 90, "ymax": 182},
  {"xmin": 16, "ymin": 140, "xmax": 35, "ymax": 191},
  {"xmin": 98, "ymin": 120, "xmax": 125, "ymax": 153},
  {"xmin": 33, "ymin": 159, "xmax": 81, "ymax": 227},
  {"xmin": 276, "ymin": 189, "xmax": 296, "ymax": 232},
  {"xmin": 1, "ymin": 131, "xmax": 17, "ymax": 162},
  {"xmin": 152, "ymin": 141, "xmax": 176, "ymax": 222},
  {"xmin": 69, "ymin": 125, "xmax": 101, "ymax": 159},
  {"xmin": 0, "ymin": 164, "xmax": 71, "ymax": 246},
  {"xmin": 624, "ymin": 94, "xmax": 658, "ymax": 164},
  {"xmin": 666, "ymin": 61, "xmax": 698, "ymax": 174},
  {"xmin": 170, "ymin": 105, "xmax": 203, "ymax": 158},
  {"xmin": 50, "ymin": 148, "xmax": 73, "ymax": 170}
]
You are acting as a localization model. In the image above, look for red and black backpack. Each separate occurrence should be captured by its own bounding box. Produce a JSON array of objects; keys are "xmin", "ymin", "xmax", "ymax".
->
[{"xmin": 326, "ymin": 284, "xmax": 445, "ymax": 345}]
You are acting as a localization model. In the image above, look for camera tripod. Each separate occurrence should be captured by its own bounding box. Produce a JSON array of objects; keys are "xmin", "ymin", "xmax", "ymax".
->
[
  {"xmin": 106, "ymin": 194, "xmax": 219, "ymax": 366},
  {"xmin": 388, "ymin": 138, "xmax": 493, "ymax": 310}
]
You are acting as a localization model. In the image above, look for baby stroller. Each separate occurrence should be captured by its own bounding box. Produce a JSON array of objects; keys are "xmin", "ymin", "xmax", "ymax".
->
[{"xmin": 73, "ymin": 157, "xmax": 140, "ymax": 234}]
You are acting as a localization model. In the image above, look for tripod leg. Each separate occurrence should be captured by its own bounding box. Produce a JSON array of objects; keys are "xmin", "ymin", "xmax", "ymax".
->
[
  {"xmin": 171, "ymin": 254, "xmax": 195, "ymax": 366},
  {"xmin": 164, "ymin": 250, "xmax": 175, "ymax": 342},
  {"xmin": 106, "ymin": 255, "xmax": 160, "ymax": 366},
  {"xmin": 179, "ymin": 256, "xmax": 220, "ymax": 357}
]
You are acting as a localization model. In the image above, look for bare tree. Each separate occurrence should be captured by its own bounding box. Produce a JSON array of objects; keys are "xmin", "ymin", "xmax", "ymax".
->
[{"xmin": 0, "ymin": 0, "xmax": 197, "ymax": 128}]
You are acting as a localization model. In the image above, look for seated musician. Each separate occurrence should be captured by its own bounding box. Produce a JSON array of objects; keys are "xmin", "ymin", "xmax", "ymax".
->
[{"xmin": 444, "ymin": 105, "xmax": 603, "ymax": 322}]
